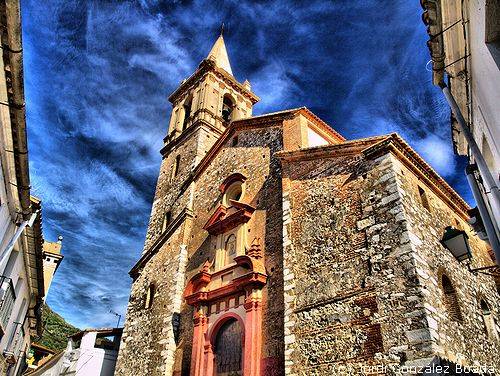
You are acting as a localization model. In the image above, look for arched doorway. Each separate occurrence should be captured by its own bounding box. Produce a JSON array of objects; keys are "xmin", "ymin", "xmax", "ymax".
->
[{"xmin": 213, "ymin": 318, "xmax": 243, "ymax": 376}]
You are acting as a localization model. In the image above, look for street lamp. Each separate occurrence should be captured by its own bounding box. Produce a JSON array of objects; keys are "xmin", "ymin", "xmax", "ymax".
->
[
  {"xmin": 441, "ymin": 226, "xmax": 500, "ymax": 277},
  {"xmin": 440, "ymin": 226, "xmax": 472, "ymax": 262}
]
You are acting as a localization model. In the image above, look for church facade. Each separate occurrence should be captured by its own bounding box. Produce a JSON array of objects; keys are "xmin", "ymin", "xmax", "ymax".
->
[{"xmin": 115, "ymin": 34, "xmax": 500, "ymax": 376}]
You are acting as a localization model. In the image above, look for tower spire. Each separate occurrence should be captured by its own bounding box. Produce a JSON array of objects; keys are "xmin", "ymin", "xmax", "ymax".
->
[{"xmin": 207, "ymin": 25, "xmax": 233, "ymax": 75}]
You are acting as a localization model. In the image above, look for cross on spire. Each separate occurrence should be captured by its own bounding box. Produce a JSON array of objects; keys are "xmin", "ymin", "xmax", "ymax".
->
[{"xmin": 220, "ymin": 22, "xmax": 225, "ymax": 36}]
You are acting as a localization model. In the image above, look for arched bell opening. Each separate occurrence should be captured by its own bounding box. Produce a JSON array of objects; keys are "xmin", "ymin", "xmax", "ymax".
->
[
  {"xmin": 182, "ymin": 95, "xmax": 193, "ymax": 130},
  {"xmin": 222, "ymin": 94, "xmax": 235, "ymax": 123}
]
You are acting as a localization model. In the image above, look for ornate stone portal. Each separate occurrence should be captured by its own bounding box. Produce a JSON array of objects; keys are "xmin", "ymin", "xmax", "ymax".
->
[{"xmin": 185, "ymin": 209, "xmax": 267, "ymax": 376}]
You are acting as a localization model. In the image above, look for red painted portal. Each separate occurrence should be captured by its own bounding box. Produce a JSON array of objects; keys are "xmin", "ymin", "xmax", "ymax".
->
[
  {"xmin": 190, "ymin": 302, "xmax": 263, "ymax": 376},
  {"xmin": 185, "ymin": 260, "xmax": 266, "ymax": 376}
]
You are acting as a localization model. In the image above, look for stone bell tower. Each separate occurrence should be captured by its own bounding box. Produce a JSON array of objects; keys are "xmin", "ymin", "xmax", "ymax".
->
[
  {"xmin": 140, "ymin": 31, "xmax": 260, "ymax": 253},
  {"xmin": 116, "ymin": 31, "xmax": 259, "ymax": 376},
  {"xmin": 166, "ymin": 31, "xmax": 258, "ymax": 141}
]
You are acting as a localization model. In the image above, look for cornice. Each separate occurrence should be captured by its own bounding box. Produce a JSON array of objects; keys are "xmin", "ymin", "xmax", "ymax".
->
[
  {"xmin": 176, "ymin": 107, "xmax": 342, "ymax": 193},
  {"xmin": 203, "ymin": 201, "xmax": 255, "ymax": 236},
  {"xmin": 276, "ymin": 136, "xmax": 387, "ymax": 162},
  {"xmin": 277, "ymin": 133, "xmax": 470, "ymax": 219},
  {"xmin": 295, "ymin": 107, "xmax": 345, "ymax": 142},
  {"xmin": 184, "ymin": 256, "xmax": 267, "ymax": 306},
  {"xmin": 362, "ymin": 133, "xmax": 470, "ymax": 218},
  {"xmin": 129, "ymin": 208, "xmax": 194, "ymax": 278},
  {"xmin": 161, "ymin": 118, "xmax": 224, "ymax": 157},
  {"xmin": 168, "ymin": 59, "xmax": 259, "ymax": 105}
]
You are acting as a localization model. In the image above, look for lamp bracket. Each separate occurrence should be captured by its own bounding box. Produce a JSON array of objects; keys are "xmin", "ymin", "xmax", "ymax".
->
[{"xmin": 467, "ymin": 263, "xmax": 500, "ymax": 277}]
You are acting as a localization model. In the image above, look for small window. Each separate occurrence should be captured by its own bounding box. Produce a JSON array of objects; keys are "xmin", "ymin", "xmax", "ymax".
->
[
  {"xmin": 182, "ymin": 96, "xmax": 192, "ymax": 131},
  {"xmin": 171, "ymin": 155, "xmax": 181, "ymax": 181},
  {"xmin": 145, "ymin": 283, "xmax": 155, "ymax": 309},
  {"xmin": 418, "ymin": 186, "xmax": 430, "ymax": 212},
  {"xmin": 441, "ymin": 274, "xmax": 462, "ymax": 322},
  {"xmin": 161, "ymin": 211, "xmax": 171, "ymax": 233},
  {"xmin": 480, "ymin": 299, "xmax": 498, "ymax": 340},
  {"xmin": 453, "ymin": 218, "xmax": 463, "ymax": 230},
  {"xmin": 485, "ymin": 0, "xmax": 500, "ymax": 68},
  {"xmin": 222, "ymin": 95, "xmax": 234, "ymax": 122},
  {"xmin": 223, "ymin": 181, "xmax": 243, "ymax": 206}
]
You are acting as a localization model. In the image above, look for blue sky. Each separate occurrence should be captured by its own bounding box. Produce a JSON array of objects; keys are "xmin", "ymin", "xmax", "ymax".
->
[{"xmin": 21, "ymin": 0, "xmax": 471, "ymax": 329}]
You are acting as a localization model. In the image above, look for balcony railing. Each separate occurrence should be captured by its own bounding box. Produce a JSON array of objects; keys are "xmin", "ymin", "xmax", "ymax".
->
[{"xmin": 0, "ymin": 276, "xmax": 16, "ymax": 330}]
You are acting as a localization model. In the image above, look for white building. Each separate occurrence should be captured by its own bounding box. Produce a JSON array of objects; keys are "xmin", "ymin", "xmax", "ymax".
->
[
  {"xmin": 422, "ymin": 0, "xmax": 500, "ymax": 262},
  {"xmin": 0, "ymin": 1, "xmax": 56, "ymax": 375},
  {"xmin": 25, "ymin": 328, "xmax": 123, "ymax": 376}
]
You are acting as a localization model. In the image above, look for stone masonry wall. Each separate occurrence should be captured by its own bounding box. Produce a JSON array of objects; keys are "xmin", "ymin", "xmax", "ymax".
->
[
  {"xmin": 394, "ymin": 156, "xmax": 500, "ymax": 371},
  {"xmin": 115, "ymin": 220, "xmax": 190, "ymax": 376},
  {"xmin": 116, "ymin": 124, "xmax": 220, "ymax": 376},
  {"xmin": 282, "ymin": 151, "xmax": 441, "ymax": 375},
  {"xmin": 118, "ymin": 120, "xmax": 288, "ymax": 376}
]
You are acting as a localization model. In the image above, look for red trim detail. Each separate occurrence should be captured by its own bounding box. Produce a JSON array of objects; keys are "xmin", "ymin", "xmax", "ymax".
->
[
  {"xmin": 208, "ymin": 312, "xmax": 246, "ymax": 346},
  {"xmin": 202, "ymin": 203, "xmax": 255, "ymax": 236},
  {"xmin": 185, "ymin": 252, "xmax": 267, "ymax": 376},
  {"xmin": 185, "ymin": 272, "xmax": 267, "ymax": 306},
  {"xmin": 219, "ymin": 173, "xmax": 247, "ymax": 193},
  {"xmin": 202, "ymin": 206, "xmax": 227, "ymax": 230},
  {"xmin": 192, "ymin": 300, "xmax": 263, "ymax": 376}
]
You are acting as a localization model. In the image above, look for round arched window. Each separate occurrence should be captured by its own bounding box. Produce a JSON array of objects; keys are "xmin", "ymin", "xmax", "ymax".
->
[
  {"xmin": 223, "ymin": 181, "xmax": 243, "ymax": 206},
  {"xmin": 441, "ymin": 274, "xmax": 463, "ymax": 322}
]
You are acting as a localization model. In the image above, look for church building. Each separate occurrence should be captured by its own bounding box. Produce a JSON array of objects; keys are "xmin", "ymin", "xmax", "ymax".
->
[{"xmin": 115, "ymin": 32, "xmax": 500, "ymax": 376}]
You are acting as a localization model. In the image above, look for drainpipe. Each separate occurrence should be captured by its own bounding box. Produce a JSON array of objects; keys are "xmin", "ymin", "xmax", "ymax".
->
[
  {"xmin": 438, "ymin": 82, "xmax": 500, "ymax": 230},
  {"xmin": 466, "ymin": 165, "xmax": 500, "ymax": 264}
]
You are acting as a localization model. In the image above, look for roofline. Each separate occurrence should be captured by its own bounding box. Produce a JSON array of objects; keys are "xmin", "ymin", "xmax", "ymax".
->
[
  {"xmin": 278, "ymin": 132, "xmax": 470, "ymax": 219},
  {"xmin": 275, "ymin": 135, "xmax": 383, "ymax": 162},
  {"xmin": 189, "ymin": 109, "xmax": 298, "ymax": 183},
  {"xmin": 233, "ymin": 107, "xmax": 345, "ymax": 142},
  {"xmin": 30, "ymin": 342, "xmax": 57, "ymax": 354},
  {"xmin": 362, "ymin": 133, "xmax": 470, "ymax": 216},
  {"xmin": 172, "ymin": 108, "xmax": 344, "ymax": 199},
  {"xmin": 24, "ymin": 351, "xmax": 65, "ymax": 376},
  {"xmin": 2, "ymin": 1, "xmax": 31, "ymax": 219},
  {"xmin": 70, "ymin": 327, "xmax": 123, "ymax": 340},
  {"xmin": 25, "ymin": 197, "xmax": 45, "ymax": 337},
  {"xmin": 168, "ymin": 59, "xmax": 259, "ymax": 105},
  {"xmin": 421, "ymin": 0, "xmax": 446, "ymax": 86}
]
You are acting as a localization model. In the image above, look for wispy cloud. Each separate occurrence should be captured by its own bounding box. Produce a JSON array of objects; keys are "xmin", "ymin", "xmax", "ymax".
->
[{"xmin": 21, "ymin": 0, "xmax": 472, "ymax": 328}]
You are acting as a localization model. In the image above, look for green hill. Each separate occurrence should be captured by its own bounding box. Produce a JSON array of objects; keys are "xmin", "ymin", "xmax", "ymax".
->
[{"xmin": 35, "ymin": 305, "xmax": 80, "ymax": 351}]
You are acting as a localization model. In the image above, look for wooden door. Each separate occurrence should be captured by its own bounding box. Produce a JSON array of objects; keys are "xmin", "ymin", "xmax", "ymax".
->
[{"xmin": 214, "ymin": 318, "xmax": 243, "ymax": 376}]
